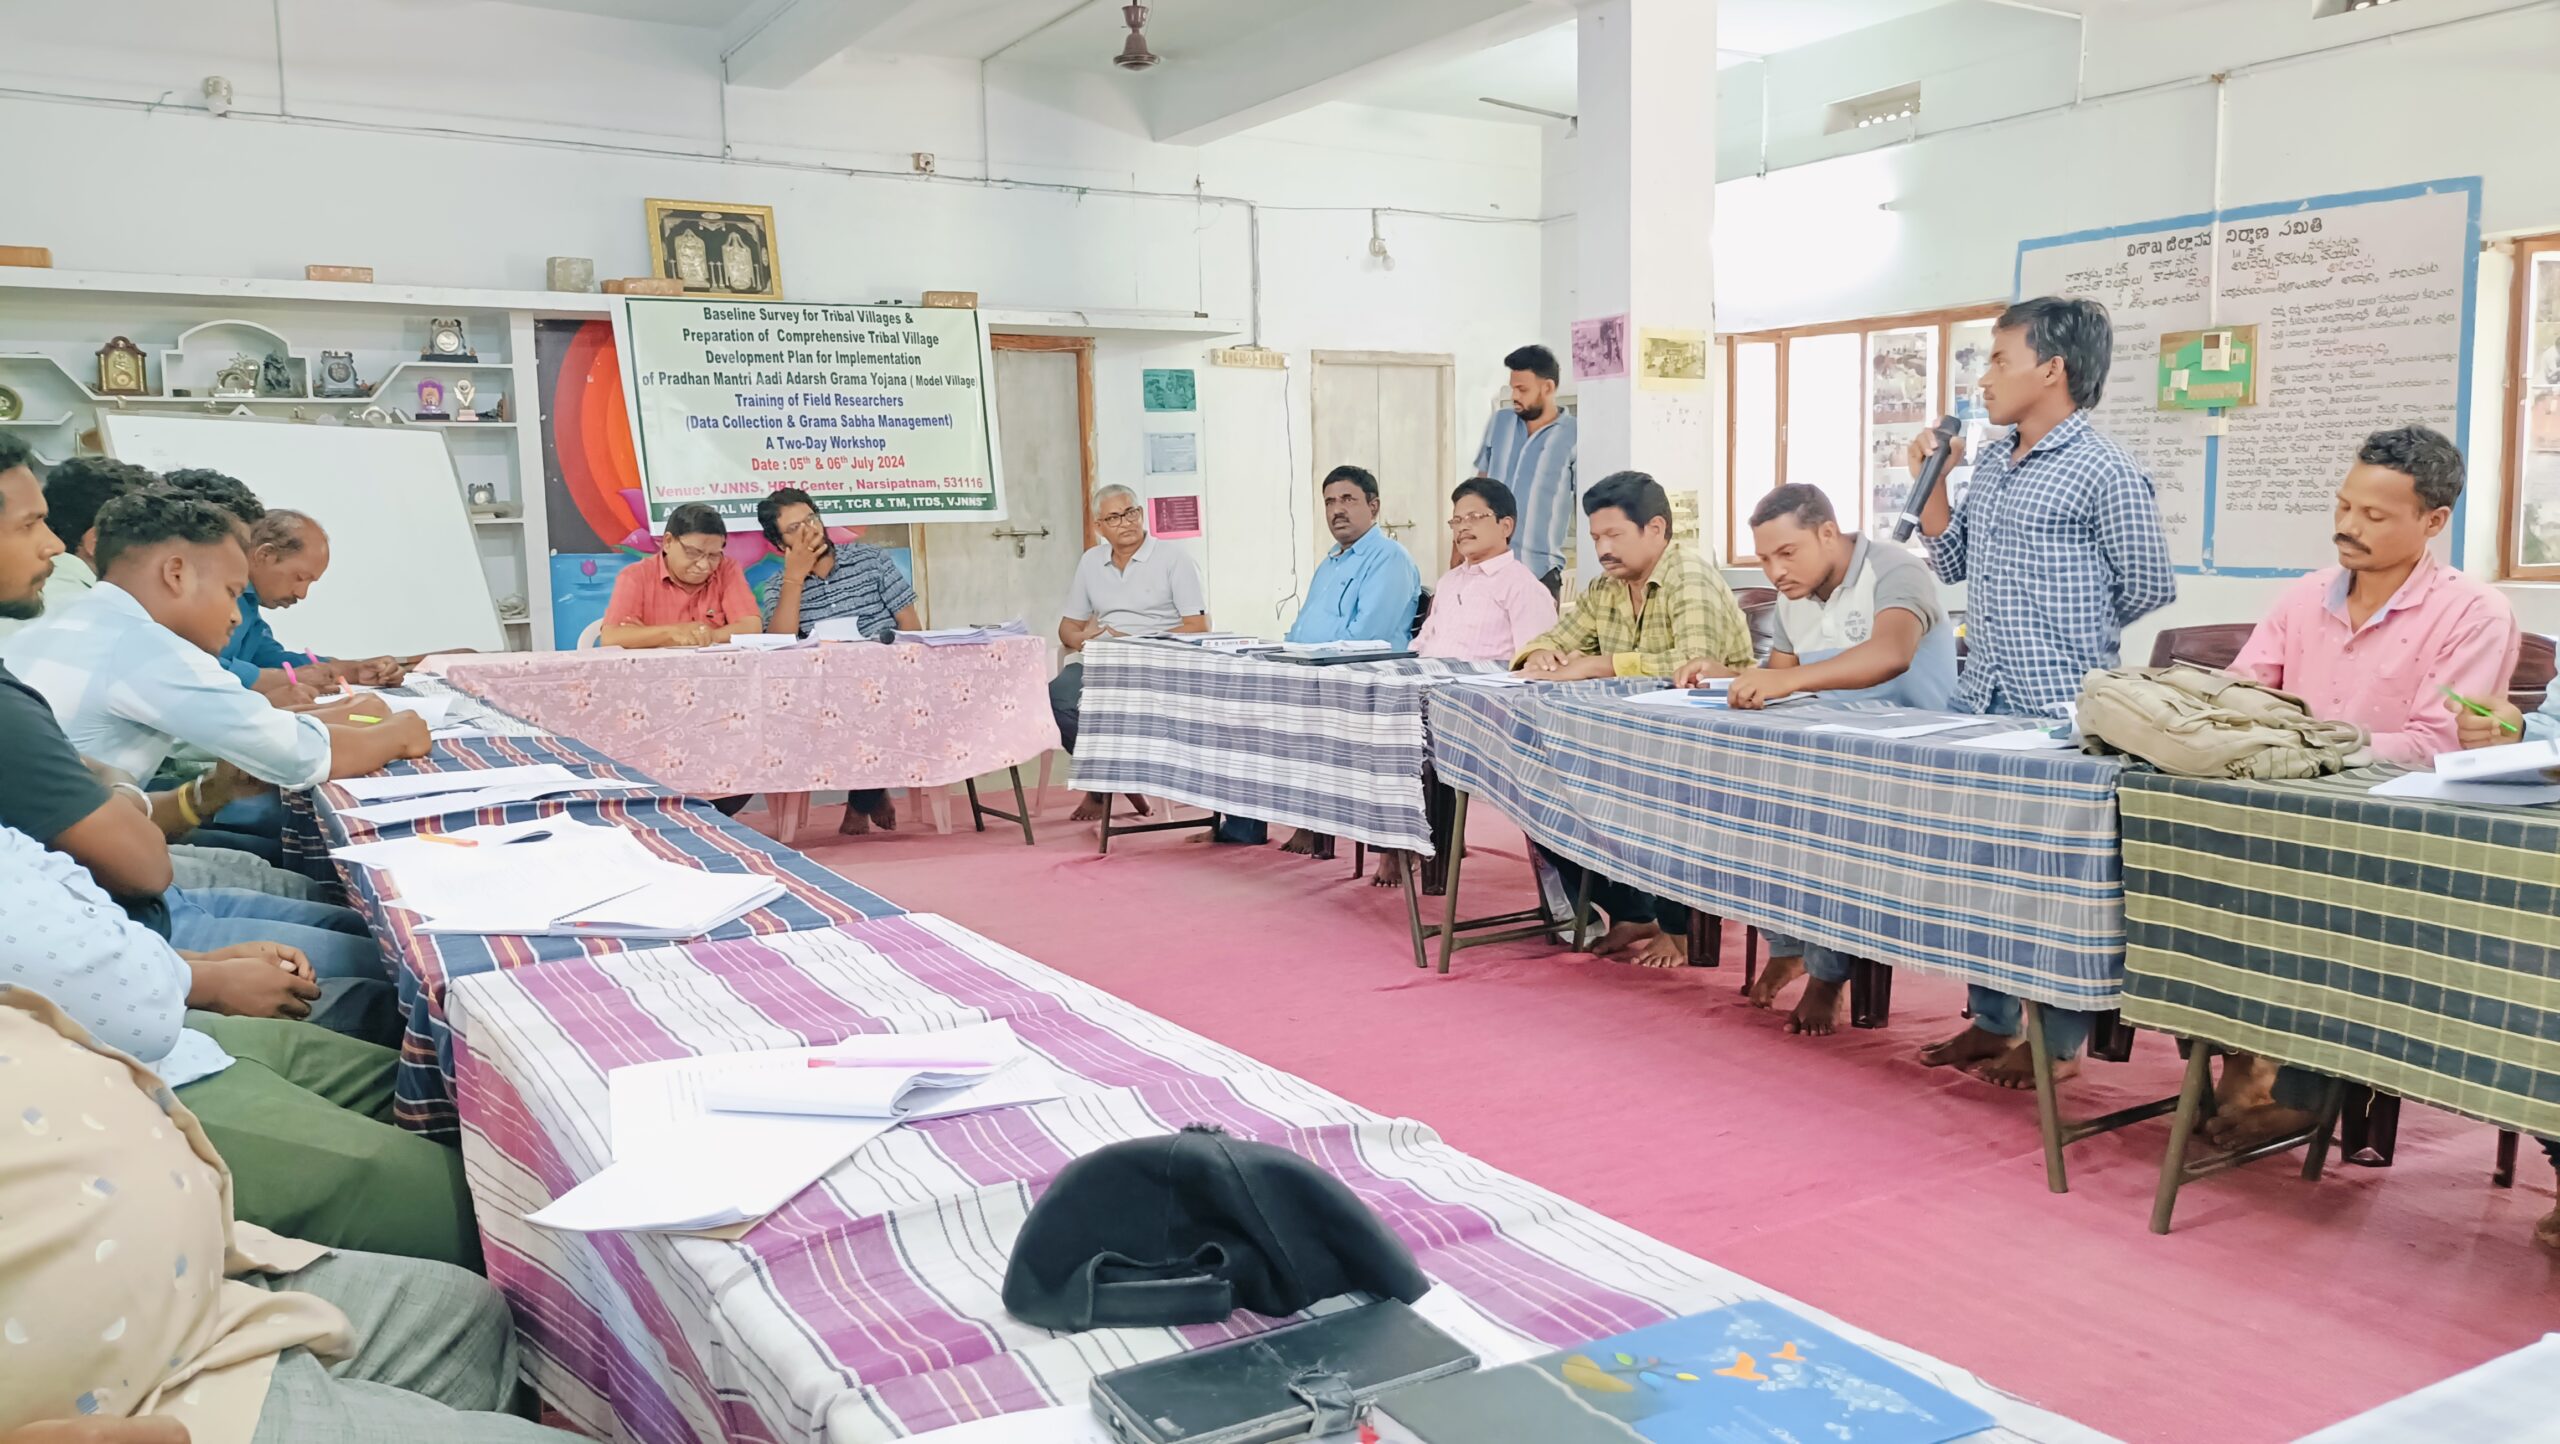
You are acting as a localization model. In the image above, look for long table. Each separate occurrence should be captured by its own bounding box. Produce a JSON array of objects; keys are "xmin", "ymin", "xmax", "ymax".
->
[
  {"xmin": 451, "ymin": 913, "xmax": 2105, "ymax": 1444},
  {"xmin": 298, "ymin": 730, "xmax": 902, "ymax": 1139},
  {"xmin": 1068, "ymin": 637, "xmax": 1499, "ymax": 855},
  {"xmin": 1427, "ymin": 681, "xmax": 2154, "ymax": 1191},
  {"xmin": 435, "ymin": 639, "xmax": 1060, "ymax": 842},
  {"xmin": 2120, "ymin": 769, "xmax": 2560, "ymax": 1228}
]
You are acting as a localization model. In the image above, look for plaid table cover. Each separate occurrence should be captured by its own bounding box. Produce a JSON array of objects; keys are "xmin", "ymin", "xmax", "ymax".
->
[
  {"xmin": 1067, "ymin": 638, "xmax": 1501, "ymax": 854},
  {"xmin": 450, "ymin": 913, "xmax": 2100, "ymax": 1444},
  {"xmin": 2120, "ymin": 770, "xmax": 2560, "ymax": 1138},
  {"xmin": 294, "ymin": 730, "xmax": 901, "ymax": 1138},
  {"xmin": 1428, "ymin": 683, "xmax": 2130, "ymax": 1010}
]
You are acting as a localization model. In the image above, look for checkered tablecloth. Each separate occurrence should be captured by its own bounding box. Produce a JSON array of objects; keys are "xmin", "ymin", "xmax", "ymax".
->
[
  {"xmin": 1067, "ymin": 638, "xmax": 1501, "ymax": 854},
  {"xmin": 451, "ymin": 913, "xmax": 2101, "ymax": 1444},
  {"xmin": 1428, "ymin": 683, "xmax": 2130, "ymax": 1010},
  {"xmin": 2120, "ymin": 769, "xmax": 2560, "ymax": 1137},
  {"xmin": 292, "ymin": 729, "xmax": 901, "ymax": 1139}
]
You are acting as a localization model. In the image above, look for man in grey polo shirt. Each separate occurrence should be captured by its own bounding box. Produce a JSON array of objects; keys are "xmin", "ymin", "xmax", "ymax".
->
[{"xmin": 1055, "ymin": 485, "xmax": 1209, "ymax": 821}]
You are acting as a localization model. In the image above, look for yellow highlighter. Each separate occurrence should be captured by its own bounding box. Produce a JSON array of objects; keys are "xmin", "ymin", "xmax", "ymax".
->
[{"xmin": 348, "ymin": 713, "xmax": 383, "ymax": 724}]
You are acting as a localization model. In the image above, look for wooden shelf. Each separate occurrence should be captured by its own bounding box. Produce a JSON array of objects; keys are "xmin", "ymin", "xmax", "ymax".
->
[{"xmin": 471, "ymin": 514, "xmax": 528, "ymax": 527}]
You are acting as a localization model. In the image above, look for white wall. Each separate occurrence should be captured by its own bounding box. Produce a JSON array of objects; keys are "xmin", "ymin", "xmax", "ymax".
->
[
  {"xmin": 0, "ymin": 0, "xmax": 1547, "ymax": 637},
  {"xmin": 1547, "ymin": 0, "xmax": 2560, "ymax": 650}
]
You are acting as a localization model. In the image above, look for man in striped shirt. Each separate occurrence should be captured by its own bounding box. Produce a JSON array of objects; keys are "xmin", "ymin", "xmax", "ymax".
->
[
  {"xmin": 1474, "ymin": 344, "xmax": 1577, "ymax": 598},
  {"xmin": 757, "ymin": 487, "xmax": 920, "ymax": 834}
]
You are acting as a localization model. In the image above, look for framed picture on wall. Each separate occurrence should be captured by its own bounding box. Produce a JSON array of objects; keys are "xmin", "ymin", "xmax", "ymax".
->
[{"xmin": 644, "ymin": 199, "xmax": 783, "ymax": 300}]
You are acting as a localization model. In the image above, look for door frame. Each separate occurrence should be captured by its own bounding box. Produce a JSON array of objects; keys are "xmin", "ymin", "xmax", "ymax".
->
[
  {"xmin": 991, "ymin": 332, "xmax": 1099, "ymax": 548},
  {"xmin": 1309, "ymin": 349, "xmax": 1456, "ymax": 568}
]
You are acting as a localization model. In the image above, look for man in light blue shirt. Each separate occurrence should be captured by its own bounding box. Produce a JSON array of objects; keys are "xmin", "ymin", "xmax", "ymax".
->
[
  {"xmin": 0, "ymin": 823, "xmax": 476, "ymax": 1265},
  {"xmin": 1474, "ymin": 344, "xmax": 1577, "ymax": 596},
  {"xmin": 1286, "ymin": 465, "xmax": 1421, "ymax": 648}
]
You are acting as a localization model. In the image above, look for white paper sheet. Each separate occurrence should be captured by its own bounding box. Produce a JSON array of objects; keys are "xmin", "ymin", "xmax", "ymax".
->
[
  {"xmin": 2433, "ymin": 738, "xmax": 2560, "ymax": 785},
  {"xmin": 337, "ymin": 762, "xmax": 581, "ymax": 801},
  {"xmin": 334, "ymin": 776, "xmax": 647, "ymax": 826},
  {"xmin": 1946, "ymin": 727, "xmax": 2076, "ymax": 752},
  {"xmin": 2370, "ymin": 773, "xmax": 2560, "ymax": 807},
  {"xmin": 1804, "ymin": 718, "xmax": 1983, "ymax": 739}
]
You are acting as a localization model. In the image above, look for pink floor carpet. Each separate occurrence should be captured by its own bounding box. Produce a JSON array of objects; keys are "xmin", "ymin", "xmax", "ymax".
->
[{"xmin": 754, "ymin": 787, "xmax": 2558, "ymax": 1443}]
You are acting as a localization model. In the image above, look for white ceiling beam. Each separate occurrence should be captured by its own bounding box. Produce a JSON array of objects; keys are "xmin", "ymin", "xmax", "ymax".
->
[
  {"xmin": 720, "ymin": 0, "xmax": 937, "ymax": 89},
  {"xmin": 1139, "ymin": 0, "xmax": 1568, "ymax": 146}
]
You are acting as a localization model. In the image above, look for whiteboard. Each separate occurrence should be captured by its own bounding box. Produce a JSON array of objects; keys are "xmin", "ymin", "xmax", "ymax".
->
[
  {"xmin": 2015, "ymin": 177, "xmax": 2480, "ymax": 576},
  {"xmin": 101, "ymin": 414, "xmax": 506, "ymax": 656}
]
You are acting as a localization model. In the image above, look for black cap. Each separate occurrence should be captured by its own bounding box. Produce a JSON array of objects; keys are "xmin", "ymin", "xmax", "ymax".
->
[{"xmin": 1002, "ymin": 1125, "xmax": 1430, "ymax": 1331}]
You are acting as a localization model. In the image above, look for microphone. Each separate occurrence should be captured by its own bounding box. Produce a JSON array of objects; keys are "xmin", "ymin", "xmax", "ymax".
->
[{"xmin": 1891, "ymin": 414, "xmax": 1964, "ymax": 543}]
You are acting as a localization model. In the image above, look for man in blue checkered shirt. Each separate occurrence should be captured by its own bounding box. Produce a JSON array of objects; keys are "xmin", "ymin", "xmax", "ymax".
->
[{"xmin": 1907, "ymin": 296, "xmax": 2175, "ymax": 1090}]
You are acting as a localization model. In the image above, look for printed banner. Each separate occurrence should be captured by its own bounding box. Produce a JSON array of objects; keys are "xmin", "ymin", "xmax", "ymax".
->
[{"xmin": 620, "ymin": 297, "xmax": 1004, "ymax": 524}]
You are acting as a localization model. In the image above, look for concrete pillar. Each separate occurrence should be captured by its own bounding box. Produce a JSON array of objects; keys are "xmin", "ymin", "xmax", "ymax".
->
[{"xmin": 1572, "ymin": 0, "xmax": 1716, "ymax": 576}]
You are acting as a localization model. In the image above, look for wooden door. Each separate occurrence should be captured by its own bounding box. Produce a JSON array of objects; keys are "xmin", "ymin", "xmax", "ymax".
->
[
  {"xmin": 920, "ymin": 336, "xmax": 1092, "ymax": 649},
  {"xmin": 1311, "ymin": 351, "xmax": 1454, "ymax": 579}
]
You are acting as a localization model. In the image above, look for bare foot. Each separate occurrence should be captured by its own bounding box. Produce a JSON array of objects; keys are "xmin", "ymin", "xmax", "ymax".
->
[
  {"xmin": 1070, "ymin": 792, "xmax": 1108, "ymax": 822},
  {"xmin": 1280, "ymin": 829, "xmax": 1323, "ymax": 856},
  {"xmin": 1582, "ymin": 920, "xmax": 1660, "ymax": 957},
  {"xmin": 1746, "ymin": 953, "xmax": 1805, "ymax": 1009},
  {"xmin": 1373, "ymin": 852, "xmax": 1406, "ymax": 890},
  {"xmin": 2536, "ymin": 1206, "xmax": 2560, "ymax": 1254},
  {"xmin": 1786, "ymin": 978, "xmax": 1844, "ymax": 1036},
  {"xmin": 1627, "ymin": 931, "xmax": 1688, "ymax": 969},
  {"xmin": 1918, "ymin": 1024, "xmax": 2011, "ymax": 1070},
  {"xmin": 1967, "ymin": 1041, "xmax": 2081, "ymax": 1091},
  {"xmin": 869, "ymin": 798, "xmax": 898, "ymax": 832},
  {"xmin": 837, "ymin": 807, "xmax": 873, "ymax": 835},
  {"xmin": 2202, "ymin": 1102, "xmax": 2320, "ymax": 1151},
  {"xmin": 2214, "ymin": 1052, "xmax": 2277, "ymax": 1114}
]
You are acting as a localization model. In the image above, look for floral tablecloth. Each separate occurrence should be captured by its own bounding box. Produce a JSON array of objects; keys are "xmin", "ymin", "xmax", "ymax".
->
[{"xmin": 431, "ymin": 638, "xmax": 1058, "ymax": 795}]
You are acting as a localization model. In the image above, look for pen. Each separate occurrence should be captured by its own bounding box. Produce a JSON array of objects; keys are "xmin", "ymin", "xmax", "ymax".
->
[
  {"xmin": 418, "ymin": 833, "xmax": 477, "ymax": 848},
  {"xmin": 2439, "ymin": 684, "xmax": 2522, "ymax": 734},
  {"xmin": 349, "ymin": 714, "xmax": 383, "ymax": 724},
  {"xmin": 281, "ymin": 660, "xmax": 298, "ymax": 686}
]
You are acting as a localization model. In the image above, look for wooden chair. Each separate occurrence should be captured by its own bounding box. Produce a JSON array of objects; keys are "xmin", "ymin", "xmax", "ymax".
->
[
  {"xmin": 1735, "ymin": 586, "xmax": 1780, "ymax": 664},
  {"xmin": 2146, "ymin": 623, "xmax": 2257, "ymax": 672},
  {"xmin": 2509, "ymin": 632, "xmax": 2555, "ymax": 711}
]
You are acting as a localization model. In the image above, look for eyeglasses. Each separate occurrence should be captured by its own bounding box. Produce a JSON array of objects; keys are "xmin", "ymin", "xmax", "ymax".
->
[
  {"xmin": 1448, "ymin": 511, "xmax": 1499, "ymax": 528},
  {"xmin": 1097, "ymin": 507, "xmax": 1145, "ymax": 526},
  {"xmin": 666, "ymin": 538, "xmax": 725, "ymax": 565}
]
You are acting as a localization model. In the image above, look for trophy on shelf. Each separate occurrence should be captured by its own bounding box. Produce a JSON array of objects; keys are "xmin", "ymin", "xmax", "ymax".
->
[
  {"xmin": 415, "ymin": 377, "xmax": 449, "ymax": 420},
  {"xmin": 95, "ymin": 336, "xmax": 149, "ymax": 396},
  {"xmin": 451, "ymin": 377, "xmax": 478, "ymax": 421},
  {"xmin": 314, "ymin": 350, "xmax": 365, "ymax": 398},
  {"xmin": 421, "ymin": 317, "xmax": 476, "ymax": 363},
  {"xmin": 212, "ymin": 355, "xmax": 261, "ymax": 400},
  {"xmin": 258, "ymin": 352, "xmax": 293, "ymax": 396}
]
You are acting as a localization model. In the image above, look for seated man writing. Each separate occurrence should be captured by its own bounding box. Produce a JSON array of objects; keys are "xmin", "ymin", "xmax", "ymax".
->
[
  {"xmin": 757, "ymin": 485, "xmax": 921, "ymax": 833},
  {"xmin": 2201, "ymin": 422, "xmax": 2519, "ymax": 1147},
  {"xmin": 161, "ymin": 469, "xmax": 406, "ymax": 697},
  {"xmin": 2449, "ymin": 680, "xmax": 2560, "ymax": 1254},
  {"xmin": 1237, "ymin": 465, "xmax": 1422, "ymax": 854},
  {"xmin": 1685, "ymin": 482, "xmax": 1958, "ymax": 1034},
  {"xmin": 1, "ymin": 491, "xmax": 429, "ymax": 980},
  {"xmin": 0, "ymin": 457, "xmax": 398, "ymax": 999},
  {"xmin": 2202, "ymin": 425, "xmax": 2520, "ymax": 1151},
  {"xmin": 1052, "ymin": 484, "xmax": 1208, "ymax": 823},
  {"xmin": 1518, "ymin": 471, "xmax": 1755, "ymax": 968},
  {"xmin": 601, "ymin": 502, "xmax": 759, "ymax": 649}
]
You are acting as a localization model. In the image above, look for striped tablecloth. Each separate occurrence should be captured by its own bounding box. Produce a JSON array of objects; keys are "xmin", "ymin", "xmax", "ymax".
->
[
  {"xmin": 2120, "ymin": 769, "xmax": 2560, "ymax": 1138},
  {"xmin": 450, "ymin": 913, "xmax": 2101, "ymax": 1444},
  {"xmin": 296, "ymin": 731, "xmax": 902, "ymax": 1139},
  {"xmin": 1067, "ymin": 638, "xmax": 1500, "ymax": 854},
  {"xmin": 434, "ymin": 638, "xmax": 1058, "ymax": 796},
  {"xmin": 1429, "ymin": 683, "xmax": 2130, "ymax": 1010}
]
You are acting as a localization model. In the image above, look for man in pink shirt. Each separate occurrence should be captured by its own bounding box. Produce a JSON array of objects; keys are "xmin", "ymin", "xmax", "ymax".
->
[
  {"xmin": 1389, "ymin": 478, "xmax": 1558, "ymax": 892},
  {"xmin": 601, "ymin": 503, "xmax": 761, "ymax": 649},
  {"xmin": 1416, "ymin": 478, "xmax": 1558, "ymax": 663},
  {"xmin": 2207, "ymin": 424, "xmax": 2520, "ymax": 1151}
]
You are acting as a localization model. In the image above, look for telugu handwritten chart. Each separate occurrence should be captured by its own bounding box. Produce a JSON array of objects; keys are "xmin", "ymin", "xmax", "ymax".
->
[
  {"xmin": 2015, "ymin": 177, "xmax": 2478, "ymax": 576},
  {"xmin": 620, "ymin": 298, "xmax": 1005, "ymax": 525}
]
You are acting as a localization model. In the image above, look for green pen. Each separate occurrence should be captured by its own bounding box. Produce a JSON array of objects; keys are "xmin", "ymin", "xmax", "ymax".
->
[{"xmin": 2439, "ymin": 684, "xmax": 2522, "ymax": 734}]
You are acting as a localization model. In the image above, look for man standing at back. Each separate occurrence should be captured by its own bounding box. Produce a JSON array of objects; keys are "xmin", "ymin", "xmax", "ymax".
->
[
  {"xmin": 1906, "ymin": 295, "xmax": 2175, "ymax": 1088},
  {"xmin": 1475, "ymin": 344, "xmax": 1577, "ymax": 599}
]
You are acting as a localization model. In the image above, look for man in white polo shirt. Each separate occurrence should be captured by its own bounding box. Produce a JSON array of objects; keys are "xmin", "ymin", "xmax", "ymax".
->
[
  {"xmin": 1053, "ymin": 485, "xmax": 1209, "ymax": 821},
  {"xmin": 1679, "ymin": 482, "xmax": 1957, "ymax": 1036}
]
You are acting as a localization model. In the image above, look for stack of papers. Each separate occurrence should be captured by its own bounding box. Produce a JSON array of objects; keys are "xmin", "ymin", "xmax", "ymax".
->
[
  {"xmin": 893, "ymin": 621, "xmax": 1032, "ymax": 646},
  {"xmin": 333, "ymin": 763, "xmax": 649, "ymax": 825},
  {"xmin": 527, "ymin": 1021, "xmax": 1067, "ymax": 1233},
  {"xmin": 807, "ymin": 617, "xmax": 890, "ymax": 643},
  {"xmin": 334, "ymin": 816, "xmax": 784, "ymax": 939},
  {"xmin": 719, "ymin": 633, "xmax": 817, "ymax": 652},
  {"xmin": 2435, "ymin": 737, "xmax": 2560, "ymax": 784},
  {"xmin": 1159, "ymin": 631, "xmax": 1272, "ymax": 653},
  {"xmin": 1947, "ymin": 726, "xmax": 2076, "ymax": 752},
  {"xmin": 1274, "ymin": 639, "xmax": 1393, "ymax": 657}
]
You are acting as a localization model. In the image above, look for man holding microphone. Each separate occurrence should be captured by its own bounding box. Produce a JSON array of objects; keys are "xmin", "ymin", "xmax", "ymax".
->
[{"xmin": 1903, "ymin": 296, "xmax": 2175, "ymax": 1089}]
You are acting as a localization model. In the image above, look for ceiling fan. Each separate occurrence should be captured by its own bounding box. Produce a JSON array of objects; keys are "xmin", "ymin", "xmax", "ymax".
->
[{"xmin": 1114, "ymin": 3, "xmax": 1160, "ymax": 70}]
